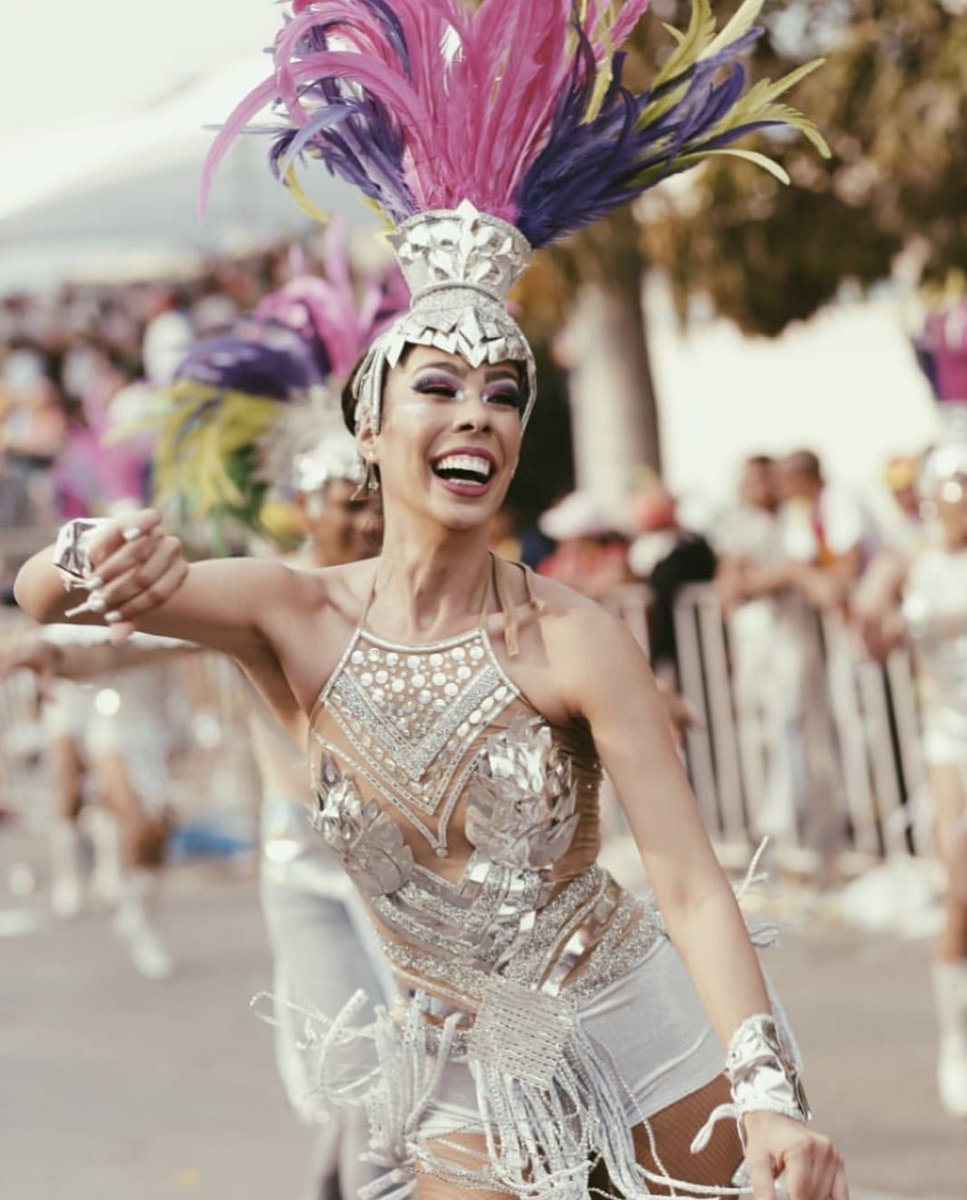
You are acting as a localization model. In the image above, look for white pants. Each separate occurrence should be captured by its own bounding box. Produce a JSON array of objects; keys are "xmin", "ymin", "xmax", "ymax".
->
[{"xmin": 260, "ymin": 874, "xmax": 392, "ymax": 1199}]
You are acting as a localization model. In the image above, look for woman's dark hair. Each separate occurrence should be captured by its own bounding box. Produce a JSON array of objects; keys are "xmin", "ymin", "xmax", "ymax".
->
[
  {"xmin": 339, "ymin": 345, "xmax": 407, "ymax": 434},
  {"xmin": 340, "ymin": 360, "xmax": 364, "ymax": 434}
]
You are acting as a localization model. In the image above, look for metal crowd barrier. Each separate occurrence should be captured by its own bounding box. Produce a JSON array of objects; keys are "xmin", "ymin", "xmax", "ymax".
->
[{"xmin": 673, "ymin": 583, "xmax": 930, "ymax": 873}]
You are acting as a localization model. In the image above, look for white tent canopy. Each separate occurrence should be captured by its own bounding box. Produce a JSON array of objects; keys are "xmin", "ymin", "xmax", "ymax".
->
[{"xmin": 0, "ymin": 57, "xmax": 373, "ymax": 290}]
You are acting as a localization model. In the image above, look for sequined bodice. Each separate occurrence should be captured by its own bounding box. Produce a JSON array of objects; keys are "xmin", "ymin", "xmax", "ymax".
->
[
  {"xmin": 308, "ymin": 620, "xmax": 656, "ymax": 1014},
  {"xmin": 313, "ymin": 625, "xmax": 520, "ymax": 855}
]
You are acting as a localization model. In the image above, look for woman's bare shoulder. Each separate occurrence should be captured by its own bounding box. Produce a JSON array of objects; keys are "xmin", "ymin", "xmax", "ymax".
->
[
  {"xmin": 525, "ymin": 574, "xmax": 655, "ymax": 727},
  {"xmin": 256, "ymin": 556, "xmax": 375, "ymax": 628},
  {"xmin": 500, "ymin": 563, "xmax": 635, "ymax": 677},
  {"xmin": 522, "ymin": 568, "xmax": 627, "ymax": 638}
]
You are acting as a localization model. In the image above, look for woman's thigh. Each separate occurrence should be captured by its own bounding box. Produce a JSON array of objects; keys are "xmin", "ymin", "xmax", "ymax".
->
[
  {"xmin": 590, "ymin": 1074, "xmax": 743, "ymax": 1197},
  {"xmin": 928, "ymin": 761, "xmax": 967, "ymax": 901},
  {"xmin": 415, "ymin": 1076, "xmax": 742, "ymax": 1200},
  {"xmin": 416, "ymin": 1131, "xmax": 514, "ymax": 1200}
]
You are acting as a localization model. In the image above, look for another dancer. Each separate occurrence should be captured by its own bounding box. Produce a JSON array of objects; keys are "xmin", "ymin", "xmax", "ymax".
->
[
  {"xmin": 853, "ymin": 303, "xmax": 967, "ymax": 1119},
  {"xmin": 0, "ymin": 628, "xmax": 191, "ymax": 977},
  {"xmin": 154, "ymin": 244, "xmax": 404, "ymax": 1199},
  {"xmin": 16, "ymin": 3, "xmax": 845, "ymax": 1197}
]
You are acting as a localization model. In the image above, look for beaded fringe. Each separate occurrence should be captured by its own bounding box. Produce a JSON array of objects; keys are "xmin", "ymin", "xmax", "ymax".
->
[
  {"xmin": 259, "ymin": 982, "xmax": 762, "ymax": 1200},
  {"xmin": 252, "ymin": 845, "xmax": 790, "ymax": 1199}
]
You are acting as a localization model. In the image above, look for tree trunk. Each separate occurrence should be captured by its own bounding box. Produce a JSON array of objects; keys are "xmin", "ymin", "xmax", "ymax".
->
[{"xmin": 566, "ymin": 263, "xmax": 661, "ymax": 527}]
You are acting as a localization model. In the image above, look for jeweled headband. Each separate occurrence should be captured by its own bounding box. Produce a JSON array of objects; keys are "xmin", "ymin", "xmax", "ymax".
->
[
  {"xmin": 203, "ymin": 0, "xmax": 829, "ymax": 434},
  {"xmin": 352, "ymin": 202, "xmax": 536, "ymax": 433}
]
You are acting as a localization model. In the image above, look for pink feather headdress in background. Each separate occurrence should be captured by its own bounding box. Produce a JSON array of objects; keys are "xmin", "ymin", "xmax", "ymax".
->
[{"xmin": 152, "ymin": 219, "xmax": 406, "ymax": 540}]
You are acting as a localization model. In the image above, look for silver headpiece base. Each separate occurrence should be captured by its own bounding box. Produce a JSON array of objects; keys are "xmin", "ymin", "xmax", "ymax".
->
[{"xmin": 351, "ymin": 201, "xmax": 536, "ymax": 434}]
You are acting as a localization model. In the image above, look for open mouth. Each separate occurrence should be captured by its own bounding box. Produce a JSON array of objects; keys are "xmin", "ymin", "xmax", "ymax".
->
[{"xmin": 431, "ymin": 452, "xmax": 496, "ymax": 490}]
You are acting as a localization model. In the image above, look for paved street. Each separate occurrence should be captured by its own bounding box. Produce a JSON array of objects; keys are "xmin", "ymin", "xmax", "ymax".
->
[{"xmin": 1, "ymin": 826, "xmax": 964, "ymax": 1200}]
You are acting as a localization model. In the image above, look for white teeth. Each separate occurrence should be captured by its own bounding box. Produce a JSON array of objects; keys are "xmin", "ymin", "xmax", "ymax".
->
[{"xmin": 434, "ymin": 454, "xmax": 493, "ymax": 481}]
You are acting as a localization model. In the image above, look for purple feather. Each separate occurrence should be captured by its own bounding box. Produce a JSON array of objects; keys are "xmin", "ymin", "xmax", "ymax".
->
[
  {"xmin": 517, "ymin": 25, "xmax": 789, "ymax": 247},
  {"xmin": 176, "ymin": 331, "xmax": 321, "ymax": 400},
  {"xmin": 204, "ymin": 2, "xmax": 821, "ymax": 253}
]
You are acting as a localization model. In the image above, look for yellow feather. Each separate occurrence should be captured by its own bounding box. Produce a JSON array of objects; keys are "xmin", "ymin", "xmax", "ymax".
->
[
  {"xmin": 702, "ymin": 0, "xmax": 766, "ymax": 62},
  {"xmin": 676, "ymin": 147, "xmax": 791, "ymax": 185},
  {"xmin": 284, "ymin": 164, "xmax": 330, "ymax": 225},
  {"xmin": 652, "ymin": 0, "xmax": 717, "ymax": 89}
]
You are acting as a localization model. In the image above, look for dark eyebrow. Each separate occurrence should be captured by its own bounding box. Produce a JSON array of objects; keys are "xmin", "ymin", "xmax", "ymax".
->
[
  {"xmin": 411, "ymin": 359, "xmax": 468, "ymax": 376},
  {"xmin": 485, "ymin": 367, "xmax": 521, "ymax": 383}
]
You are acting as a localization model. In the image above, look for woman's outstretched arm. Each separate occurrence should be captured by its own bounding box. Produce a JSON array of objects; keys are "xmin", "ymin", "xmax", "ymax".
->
[
  {"xmin": 14, "ymin": 509, "xmax": 314, "ymax": 736},
  {"xmin": 14, "ymin": 508, "xmax": 293, "ymax": 658},
  {"xmin": 551, "ymin": 602, "xmax": 846, "ymax": 1200}
]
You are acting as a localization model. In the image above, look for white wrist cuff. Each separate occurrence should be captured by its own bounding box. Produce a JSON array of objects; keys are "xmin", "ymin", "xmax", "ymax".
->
[{"xmin": 727, "ymin": 1012, "xmax": 810, "ymax": 1124}]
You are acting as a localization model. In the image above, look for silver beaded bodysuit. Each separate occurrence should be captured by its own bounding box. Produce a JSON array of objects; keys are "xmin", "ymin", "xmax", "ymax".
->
[{"xmin": 303, "ymin": 565, "xmax": 726, "ymax": 1198}]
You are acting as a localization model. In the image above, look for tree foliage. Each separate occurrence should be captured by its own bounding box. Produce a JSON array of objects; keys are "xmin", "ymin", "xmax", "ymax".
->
[{"xmin": 642, "ymin": 0, "xmax": 967, "ymax": 335}]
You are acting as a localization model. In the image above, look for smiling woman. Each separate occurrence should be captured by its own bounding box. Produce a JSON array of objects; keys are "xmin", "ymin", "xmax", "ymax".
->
[
  {"xmin": 15, "ymin": 3, "xmax": 847, "ymax": 1199},
  {"xmin": 361, "ymin": 348, "xmax": 522, "ymax": 522}
]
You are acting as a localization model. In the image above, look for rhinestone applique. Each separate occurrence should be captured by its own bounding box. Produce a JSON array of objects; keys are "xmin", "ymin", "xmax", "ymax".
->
[
  {"xmin": 468, "ymin": 975, "xmax": 576, "ymax": 1087},
  {"xmin": 317, "ymin": 627, "xmax": 516, "ymax": 852},
  {"xmin": 464, "ymin": 719, "xmax": 578, "ymax": 871},
  {"xmin": 309, "ymin": 622, "xmax": 660, "ymax": 1038},
  {"xmin": 310, "ymin": 754, "xmax": 414, "ymax": 897}
]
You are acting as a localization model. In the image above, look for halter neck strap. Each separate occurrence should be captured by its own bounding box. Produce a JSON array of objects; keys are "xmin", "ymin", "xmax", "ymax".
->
[
  {"xmin": 491, "ymin": 554, "xmax": 519, "ymax": 657},
  {"xmin": 492, "ymin": 556, "xmax": 547, "ymax": 659}
]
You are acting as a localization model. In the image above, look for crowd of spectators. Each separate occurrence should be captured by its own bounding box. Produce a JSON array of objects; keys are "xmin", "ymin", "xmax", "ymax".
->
[
  {"xmin": 526, "ymin": 446, "xmax": 919, "ymax": 680},
  {"xmin": 0, "ymin": 252, "xmax": 928, "ymax": 658},
  {"xmin": 0, "ymin": 246, "xmax": 301, "ymax": 558}
]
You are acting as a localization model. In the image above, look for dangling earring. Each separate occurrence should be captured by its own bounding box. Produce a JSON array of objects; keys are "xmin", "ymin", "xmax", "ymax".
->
[
  {"xmin": 351, "ymin": 457, "xmax": 378, "ymax": 501},
  {"xmin": 355, "ymin": 458, "xmax": 381, "ymax": 496}
]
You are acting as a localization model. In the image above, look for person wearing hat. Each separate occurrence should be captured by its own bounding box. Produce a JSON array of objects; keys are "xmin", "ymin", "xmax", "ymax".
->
[{"xmin": 536, "ymin": 490, "xmax": 631, "ymax": 599}]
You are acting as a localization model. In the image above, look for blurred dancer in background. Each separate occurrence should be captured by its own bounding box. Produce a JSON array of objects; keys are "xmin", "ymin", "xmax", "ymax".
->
[
  {"xmin": 0, "ymin": 628, "xmax": 190, "ymax": 978},
  {"xmin": 854, "ymin": 306, "xmax": 967, "ymax": 1119},
  {"xmin": 254, "ymin": 437, "xmax": 392, "ymax": 1200},
  {"xmin": 150, "ymin": 236, "xmax": 404, "ymax": 1199},
  {"xmin": 2, "ymin": 325, "xmax": 186, "ymax": 976}
]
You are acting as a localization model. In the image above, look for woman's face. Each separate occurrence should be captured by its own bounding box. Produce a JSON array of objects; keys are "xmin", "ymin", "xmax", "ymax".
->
[{"xmin": 368, "ymin": 345, "xmax": 525, "ymax": 533}]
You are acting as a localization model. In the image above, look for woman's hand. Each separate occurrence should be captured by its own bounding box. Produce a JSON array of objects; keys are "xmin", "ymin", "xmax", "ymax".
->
[
  {"xmin": 743, "ymin": 1111, "xmax": 848, "ymax": 1200},
  {"xmin": 80, "ymin": 509, "xmax": 189, "ymax": 644}
]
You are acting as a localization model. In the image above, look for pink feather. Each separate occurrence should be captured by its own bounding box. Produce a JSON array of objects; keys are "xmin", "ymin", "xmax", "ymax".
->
[
  {"xmin": 201, "ymin": 75, "xmax": 283, "ymax": 213},
  {"xmin": 204, "ymin": 0, "xmax": 656, "ymax": 222}
]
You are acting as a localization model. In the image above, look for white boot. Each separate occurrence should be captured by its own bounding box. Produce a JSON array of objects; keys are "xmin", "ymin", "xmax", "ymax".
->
[
  {"xmin": 49, "ymin": 819, "xmax": 84, "ymax": 918},
  {"xmin": 933, "ymin": 959, "xmax": 967, "ymax": 1118},
  {"xmin": 113, "ymin": 870, "xmax": 175, "ymax": 981},
  {"xmin": 81, "ymin": 808, "xmax": 123, "ymax": 906}
]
